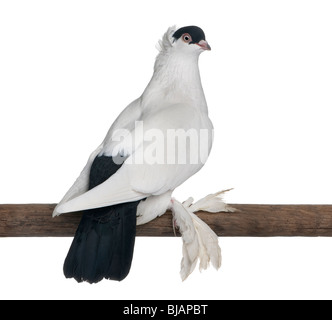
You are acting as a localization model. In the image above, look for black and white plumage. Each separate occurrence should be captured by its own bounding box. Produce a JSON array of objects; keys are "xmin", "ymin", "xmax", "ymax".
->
[{"xmin": 54, "ymin": 26, "xmax": 234, "ymax": 283}]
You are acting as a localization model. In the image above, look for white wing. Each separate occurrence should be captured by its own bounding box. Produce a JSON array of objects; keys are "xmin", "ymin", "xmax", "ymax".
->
[
  {"xmin": 53, "ymin": 145, "xmax": 103, "ymax": 217},
  {"xmin": 55, "ymin": 164, "xmax": 147, "ymax": 214},
  {"xmin": 54, "ymin": 103, "xmax": 213, "ymax": 215},
  {"xmin": 53, "ymin": 98, "xmax": 142, "ymax": 217}
]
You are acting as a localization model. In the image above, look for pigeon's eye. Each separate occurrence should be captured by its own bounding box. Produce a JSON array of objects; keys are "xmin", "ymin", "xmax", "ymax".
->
[{"xmin": 182, "ymin": 34, "xmax": 192, "ymax": 43}]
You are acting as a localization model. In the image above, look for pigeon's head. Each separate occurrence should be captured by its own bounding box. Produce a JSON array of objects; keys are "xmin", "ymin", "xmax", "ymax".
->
[{"xmin": 172, "ymin": 26, "xmax": 211, "ymax": 55}]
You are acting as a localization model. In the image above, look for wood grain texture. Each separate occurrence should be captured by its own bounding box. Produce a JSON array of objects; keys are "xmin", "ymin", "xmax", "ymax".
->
[{"xmin": 1, "ymin": 204, "xmax": 332, "ymax": 237}]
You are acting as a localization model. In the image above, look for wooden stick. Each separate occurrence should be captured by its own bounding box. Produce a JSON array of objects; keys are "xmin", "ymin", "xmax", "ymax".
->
[{"xmin": 1, "ymin": 204, "xmax": 332, "ymax": 237}]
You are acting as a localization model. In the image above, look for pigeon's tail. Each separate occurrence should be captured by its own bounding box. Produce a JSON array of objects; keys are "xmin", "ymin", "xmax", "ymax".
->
[{"xmin": 63, "ymin": 201, "xmax": 139, "ymax": 283}]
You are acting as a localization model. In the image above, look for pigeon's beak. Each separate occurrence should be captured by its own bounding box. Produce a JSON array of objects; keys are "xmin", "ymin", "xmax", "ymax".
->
[{"xmin": 197, "ymin": 40, "xmax": 211, "ymax": 51}]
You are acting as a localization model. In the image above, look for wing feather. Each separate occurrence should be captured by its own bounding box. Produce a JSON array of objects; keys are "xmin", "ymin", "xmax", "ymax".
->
[
  {"xmin": 53, "ymin": 145, "xmax": 103, "ymax": 217},
  {"xmin": 55, "ymin": 162, "xmax": 147, "ymax": 214}
]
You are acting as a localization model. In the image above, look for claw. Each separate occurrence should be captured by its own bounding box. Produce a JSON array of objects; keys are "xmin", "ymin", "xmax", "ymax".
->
[{"xmin": 182, "ymin": 197, "xmax": 194, "ymax": 208}]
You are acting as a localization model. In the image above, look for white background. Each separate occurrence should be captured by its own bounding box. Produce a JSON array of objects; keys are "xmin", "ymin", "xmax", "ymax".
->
[{"xmin": 0, "ymin": 0, "xmax": 332, "ymax": 300}]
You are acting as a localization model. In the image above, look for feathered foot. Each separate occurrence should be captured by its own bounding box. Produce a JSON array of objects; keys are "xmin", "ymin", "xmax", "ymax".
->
[
  {"xmin": 169, "ymin": 198, "xmax": 222, "ymax": 281},
  {"xmin": 170, "ymin": 189, "xmax": 235, "ymax": 281}
]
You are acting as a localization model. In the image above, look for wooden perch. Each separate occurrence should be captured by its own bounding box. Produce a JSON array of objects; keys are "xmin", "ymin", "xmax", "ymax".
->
[{"xmin": 1, "ymin": 204, "xmax": 332, "ymax": 237}]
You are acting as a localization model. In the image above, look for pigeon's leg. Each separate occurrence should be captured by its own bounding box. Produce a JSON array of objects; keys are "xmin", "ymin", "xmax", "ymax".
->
[
  {"xmin": 168, "ymin": 198, "xmax": 199, "ymax": 280},
  {"xmin": 168, "ymin": 198, "xmax": 221, "ymax": 281}
]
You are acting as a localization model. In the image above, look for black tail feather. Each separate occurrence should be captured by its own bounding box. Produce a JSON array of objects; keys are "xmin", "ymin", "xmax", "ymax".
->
[{"xmin": 63, "ymin": 201, "xmax": 139, "ymax": 283}]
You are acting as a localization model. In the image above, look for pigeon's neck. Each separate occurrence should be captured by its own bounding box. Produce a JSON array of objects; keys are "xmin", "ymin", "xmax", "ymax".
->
[{"xmin": 142, "ymin": 52, "xmax": 208, "ymax": 113}]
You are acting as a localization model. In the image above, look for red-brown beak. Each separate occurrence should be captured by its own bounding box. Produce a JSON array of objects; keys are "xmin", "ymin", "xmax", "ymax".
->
[{"xmin": 197, "ymin": 40, "xmax": 211, "ymax": 51}]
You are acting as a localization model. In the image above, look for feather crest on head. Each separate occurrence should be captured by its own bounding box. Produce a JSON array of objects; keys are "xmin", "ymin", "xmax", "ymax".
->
[{"xmin": 156, "ymin": 25, "xmax": 177, "ymax": 54}]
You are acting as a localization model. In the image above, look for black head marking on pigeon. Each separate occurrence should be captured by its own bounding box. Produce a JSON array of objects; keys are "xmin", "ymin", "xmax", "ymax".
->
[{"xmin": 172, "ymin": 26, "xmax": 206, "ymax": 45}]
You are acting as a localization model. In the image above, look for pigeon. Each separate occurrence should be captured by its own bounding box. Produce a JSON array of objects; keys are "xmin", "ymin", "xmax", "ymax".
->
[{"xmin": 53, "ymin": 25, "xmax": 232, "ymax": 283}]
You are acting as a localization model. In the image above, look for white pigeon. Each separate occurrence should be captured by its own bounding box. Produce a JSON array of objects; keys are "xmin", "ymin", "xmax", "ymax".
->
[{"xmin": 53, "ymin": 25, "xmax": 231, "ymax": 283}]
